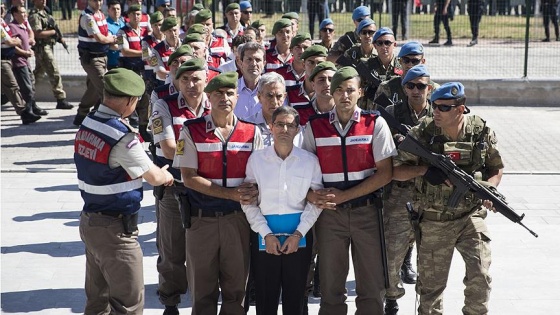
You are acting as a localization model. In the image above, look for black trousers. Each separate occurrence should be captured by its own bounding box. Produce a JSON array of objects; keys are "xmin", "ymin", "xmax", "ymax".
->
[
  {"xmin": 468, "ymin": 0, "xmax": 484, "ymax": 40},
  {"xmin": 433, "ymin": 1, "xmax": 452, "ymax": 40},
  {"xmin": 392, "ymin": 0, "xmax": 408, "ymax": 38},
  {"xmin": 542, "ymin": 3, "xmax": 559, "ymax": 39},
  {"xmin": 12, "ymin": 66, "xmax": 35, "ymax": 103},
  {"xmin": 251, "ymin": 231, "xmax": 313, "ymax": 315},
  {"xmin": 308, "ymin": 1, "xmax": 326, "ymax": 38}
]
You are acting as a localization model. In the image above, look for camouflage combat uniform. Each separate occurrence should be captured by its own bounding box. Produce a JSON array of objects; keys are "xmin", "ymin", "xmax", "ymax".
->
[
  {"xmin": 28, "ymin": 7, "xmax": 66, "ymax": 101},
  {"xmin": 375, "ymin": 77, "xmax": 440, "ymax": 108},
  {"xmin": 394, "ymin": 115, "xmax": 504, "ymax": 315},
  {"xmin": 383, "ymin": 101, "xmax": 433, "ymax": 301},
  {"xmin": 327, "ymin": 30, "xmax": 359, "ymax": 60},
  {"xmin": 342, "ymin": 43, "xmax": 377, "ymax": 64}
]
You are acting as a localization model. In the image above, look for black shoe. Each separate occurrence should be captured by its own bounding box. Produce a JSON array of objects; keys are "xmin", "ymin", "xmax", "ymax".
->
[
  {"xmin": 21, "ymin": 110, "xmax": 41, "ymax": 125},
  {"xmin": 384, "ymin": 299, "xmax": 399, "ymax": 315},
  {"xmin": 73, "ymin": 114, "xmax": 86, "ymax": 126},
  {"xmin": 542, "ymin": 38, "xmax": 550, "ymax": 42},
  {"xmin": 443, "ymin": 39, "xmax": 453, "ymax": 46},
  {"xmin": 1, "ymin": 93, "xmax": 8, "ymax": 105},
  {"xmin": 467, "ymin": 39, "xmax": 478, "ymax": 47},
  {"xmin": 163, "ymin": 305, "xmax": 179, "ymax": 315},
  {"xmin": 32, "ymin": 101, "xmax": 48, "ymax": 116},
  {"xmin": 56, "ymin": 99, "xmax": 74, "ymax": 109},
  {"xmin": 400, "ymin": 246, "xmax": 417, "ymax": 284},
  {"xmin": 428, "ymin": 37, "xmax": 439, "ymax": 44}
]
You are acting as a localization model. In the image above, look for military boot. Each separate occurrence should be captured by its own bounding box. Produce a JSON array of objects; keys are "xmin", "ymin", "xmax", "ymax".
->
[
  {"xmin": 32, "ymin": 101, "xmax": 48, "ymax": 116},
  {"xmin": 56, "ymin": 99, "xmax": 74, "ymax": 110},
  {"xmin": 400, "ymin": 246, "xmax": 417, "ymax": 284},
  {"xmin": 428, "ymin": 36, "xmax": 439, "ymax": 44},
  {"xmin": 21, "ymin": 102, "xmax": 42, "ymax": 125},
  {"xmin": 384, "ymin": 299, "xmax": 399, "ymax": 315}
]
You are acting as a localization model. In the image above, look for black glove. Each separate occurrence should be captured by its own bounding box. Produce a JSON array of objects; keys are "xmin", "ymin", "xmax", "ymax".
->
[{"xmin": 423, "ymin": 166, "xmax": 448, "ymax": 185}]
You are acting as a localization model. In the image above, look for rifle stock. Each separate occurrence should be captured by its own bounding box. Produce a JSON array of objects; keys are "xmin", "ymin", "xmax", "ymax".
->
[
  {"xmin": 398, "ymin": 136, "xmax": 538, "ymax": 238},
  {"xmin": 48, "ymin": 16, "xmax": 69, "ymax": 53}
]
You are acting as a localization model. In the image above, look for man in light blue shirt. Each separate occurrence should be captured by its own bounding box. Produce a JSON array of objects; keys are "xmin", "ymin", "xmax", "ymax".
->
[
  {"xmin": 234, "ymin": 42, "xmax": 264, "ymax": 120},
  {"xmin": 106, "ymin": 0, "xmax": 125, "ymax": 69}
]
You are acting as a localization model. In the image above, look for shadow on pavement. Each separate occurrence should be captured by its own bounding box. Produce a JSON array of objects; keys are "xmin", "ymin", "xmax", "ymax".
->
[
  {"xmin": 1, "ymin": 288, "xmax": 85, "ymax": 313},
  {"xmin": 16, "ymin": 158, "xmax": 74, "ymax": 166},
  {"xmin": 1, "ymin": 139, "xmax": 74, "ymax": 148}
]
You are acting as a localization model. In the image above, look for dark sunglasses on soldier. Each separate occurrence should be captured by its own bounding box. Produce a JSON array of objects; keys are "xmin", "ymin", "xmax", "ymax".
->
[
  {"xmin": 432, "ymin": 102, "xmax": 458, "ymax": 112},
  {"xmin": 361, "ymin": 30, "xmax": 375, "ymax": 36},
  {"xmin": 241, "ymin": 10, "xmax": 252, "ymax": 14},
  {"xmin": 375, "ymin": 40, "xmax": 394, "ymax": 47},
  {"xmin": 400, "ymin": 56, "xmax": 422, "ymax": 65},
  {"xmin": 405, "ymin": 82, "xmax": 428, "ymax": 91},
  {"xmin": 321, "ymin": 28, "xmax": 335, "ymax": 33}
]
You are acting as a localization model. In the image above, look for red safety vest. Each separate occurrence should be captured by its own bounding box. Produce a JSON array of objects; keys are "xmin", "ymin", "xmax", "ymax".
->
[
  {"xmin": 265, "ymin": 46, "xmax": 293, "ymax": 72},
  {"xmin": 164, "ymin": 94, "xmax": 211, "ymax": 139},
  {"xmin": 276, "ymin": 65, "xmax": 309, "ymax": 107},
  {"xmin": 293, "ymin": 102, "xmax": 317, "ymax": 126},
  {"xmin": 209, "ymin": 35, "xmax": 228, "ymax": 59},
  {"xmin": 310, "ymin": 112, "xmax": 377, "ymax": 190},
  {"xmin": 153, "ymin": 40, "xmax": 174, "ymax": 71}
]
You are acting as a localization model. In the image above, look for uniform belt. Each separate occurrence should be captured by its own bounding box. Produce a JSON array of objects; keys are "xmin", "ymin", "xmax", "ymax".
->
[
  {"xmin": 96, "ymin": 211, "xmax": 125, "ymax": 218},
  {"xmin": 336, "ymin": 197, "xmax": 376, "ymax": 210},
  {"xmin": 192, "ymin": 209, "xmax": 240, "ymax": 218},
  {"xmin": 421, "ymin": 210, "xmax": 472, "ymax": 222}
]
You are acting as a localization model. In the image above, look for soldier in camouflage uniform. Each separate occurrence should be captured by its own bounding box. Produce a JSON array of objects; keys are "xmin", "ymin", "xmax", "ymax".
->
[
  {"xmin": 366, "ymin": 27, "xmax": 402, "ymax": 82},
  {"xmin": 342, "ymin": 18, "xmax": 377, "ymax": 64},
  {"xmin": 28, "ymin": 0, "xmax": 73, "ymax": 109},
  {"xmin": 375, "ymin": 41, "xmax": 439, "ymax": 108},
  {"xmin": 393, "ymin": 82, "xmax": 504, "ymax": 315},
  {"xmin": 382, "ymin": 65, "xmax": 434, "ymax": 315},
  {"xmin": 326, "ymin": 5, "xmax": 369, "ymax": 63}
]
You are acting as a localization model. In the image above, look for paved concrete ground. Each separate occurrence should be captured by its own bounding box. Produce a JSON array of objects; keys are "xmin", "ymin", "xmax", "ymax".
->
[{"xmin": 2, "ymin": 104, "xmax": 560, "ymax": 314}]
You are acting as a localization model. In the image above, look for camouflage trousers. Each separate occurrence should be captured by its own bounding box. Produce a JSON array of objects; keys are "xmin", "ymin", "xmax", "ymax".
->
[
  {"xmin": 416, "ymin": 211, "xmax": 492, "ymax": 315},
  {"xmin": 33, "ymin": 44, "xmax": 66, "ymax": 100},
  {"xmin": 383, "ymin": 185, "xmax": 416, "ymax": 300}
]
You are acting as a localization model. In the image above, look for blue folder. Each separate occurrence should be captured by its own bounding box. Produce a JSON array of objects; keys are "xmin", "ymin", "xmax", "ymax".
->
[{"xmin": 258, "ymin": 213, "xmax": 307, "ymax": 251}]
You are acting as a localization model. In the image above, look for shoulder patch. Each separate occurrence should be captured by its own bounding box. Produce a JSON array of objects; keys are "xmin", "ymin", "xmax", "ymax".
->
[
  {"xmin": 152, "ymin": 117, "xmax": 163, "ymax": 134},
  {"xmin": 176, "ymin": 139, "xmax": 185, "ymax": 155}
]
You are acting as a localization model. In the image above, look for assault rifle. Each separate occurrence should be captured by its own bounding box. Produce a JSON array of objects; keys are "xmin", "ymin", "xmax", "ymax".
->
[
  {"xmin": 374, "ymin": 94, "xmax": 538, "ymax": 238},
  {"xmin": 336, "ymin": 54, "xmax": 383, "ymax": 101},
  {"xmin": 47, "ymin": 16, "xmax": 69, "ymax": 54}
]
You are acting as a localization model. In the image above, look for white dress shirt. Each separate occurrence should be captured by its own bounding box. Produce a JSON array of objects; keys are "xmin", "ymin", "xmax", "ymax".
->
[{"xmin": 242, "ymin": 146, "xmax": 323, "ymax": 238}]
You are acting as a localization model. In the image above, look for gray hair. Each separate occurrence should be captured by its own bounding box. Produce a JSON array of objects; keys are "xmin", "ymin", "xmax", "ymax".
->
[
  {"xmin": 257, "ymin": 72, "xmax": 285, "ymax": 92},
  {"xmin": 239, "ymin": 41, "xmax": 265, "ymax": 62},
  {"xmin": 272, "ymin": 106, "xmax": 300, "ymax": 126}
]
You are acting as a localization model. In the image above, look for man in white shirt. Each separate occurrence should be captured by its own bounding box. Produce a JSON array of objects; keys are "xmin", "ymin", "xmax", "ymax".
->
[
  {"xmin": 234, "ymin": 41, "xmax": 265, "ymax": 120},
  {"xmin": 242, "ymin": 106, "xmax": 323, "ymax": 315}
]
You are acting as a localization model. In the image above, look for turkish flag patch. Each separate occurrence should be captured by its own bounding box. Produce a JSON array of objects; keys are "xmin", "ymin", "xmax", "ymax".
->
[{"xmin": 447, "ymin": 152, "xmax": 461, "ymax": 161}]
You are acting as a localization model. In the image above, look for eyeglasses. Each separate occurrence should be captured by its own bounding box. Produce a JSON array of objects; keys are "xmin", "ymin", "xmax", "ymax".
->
[
  {"xmin": 432, "ymin": 102, "xmax": 458, "ymax": 112},
  {"xmin": 273, "ymin": 122, "xmax": 298, "ymax": 130},
  {"xmin": 404, "ymin": 82, "xmax": 428, "ymax": 90},
  {"xmin": 321, "ymin": 28, "xmax": 334, "ymax": 33},
  {"xmin": 400, "ymin": 56, "xmax": 422, "ymax": 65},
  {"xmin": 241, "ymin": 10, "xmax": 252, "ymax": 14},
  {"xmin": 375, "ymin": 40, "xmax": 394, "ymax": 47},
  {"xmin": 360, "ymin": 30, "xmax": 375, "ymax": 36}
]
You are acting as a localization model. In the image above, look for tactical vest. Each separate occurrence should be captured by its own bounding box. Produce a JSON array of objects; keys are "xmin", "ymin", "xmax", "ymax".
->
[
  {"xmin": 207, "ymin": 67, "xmax": 221, "ymax": 82},
  {"xmin": 77, "ymin": 8, "xmax": 109, "ymax": 53},
  {"xmin": 294, "ymin": 101, "xmax": 317, "ymax": 126},
  {"xmin": 119, "ymin": 25, "xmax": 143, "ymax": 71},
  {"xmin": 28, "ymin": 9, "xmax": 55, "ymax": 46},
  {"xmin": 414, "ymin": 115, "xmax": 490, "ymax": 215},
  {"xmin": 153, "ymin": 40, "xmax": 174, "ymax": 71},
  {"xmin": 74, "ymin": 114, "xmax": 143, "ymax": 215},
  {"xmin": 185, "ymin": 118, "xmax": 256, "ymax": 211},
  {"xmin": 277, "ymin": 65, "xmax": 309, "ymax": 107},
  {"xmin": 393, "ymin": 100, "xmax": 434, "ymax": 129},
  {"xmin": 219, "ymin": 24, "xmax": 244, "ymax": 46},
  {"xmin": 154, "ymin": 93, "xmax": 211, "ymax": 180},
  {"xmin": 209, "ymin": 35, "xmax": 228, "ymax": 59},
  {"xmin": 124, "ymin": 13, "xmax": 150, "ymax": 36},
  {"xmin": 265, "ymin": 46, "xmax": 293, "ymax": 72},
  {"xmin": 1, "ymin": 19, "xmax": 16, "ymax": 58},
  {"xmin": 153, "ymin": 82, "xmax": 177, "ymax": 101},
  {"xmin": 310, "ymin": 111, "xmax": 378, "ymax": 206},
  {"xmin": 384, "ymin": 76, "xmax": 407, "ymax": 106}
]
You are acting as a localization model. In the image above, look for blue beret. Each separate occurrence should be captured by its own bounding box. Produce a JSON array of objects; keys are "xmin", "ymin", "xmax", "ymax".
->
[
  {"xmin": 240, "ymin": 1, "xmax": 251, "ymax": 10},
  {"xmin": 431, "ymin": 82, "xmax": 465, "ymax": 102},
  {"xmin": 401, "ymin": 65, "xmax": 430, "ymax": 85},
  {"xmin": 156, "ymin": 0, "xmax": 170, "ymax": 8},
  {"xmin": 319, "ymin": 18, "xmax": 334, "ymax": 30},
  {"xmin": 357, "ymin": 18, "xmax": 376, "ymax": 35},
  {"xmin": 373, "ymin": 27, "xmax": 394, "ymax": 42},
  {"xmin": 352, "ymin": 6, "xmax": 370, "ymax": 21},
  {"xmin": 398, "ymin": 41, "xmax": 424, "ymax": 57}
]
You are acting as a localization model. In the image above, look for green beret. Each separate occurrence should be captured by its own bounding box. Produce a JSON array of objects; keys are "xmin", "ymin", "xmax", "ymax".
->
[
  {"xmin": 290, "ymin": 32, "xmax": 312, "ymax": 49},
  {"xmin": 251, "ymin": 20, "xmax": 264, "ymax": 28},
  {"xmin": 282, "ymin": 12, "xmax": 299, "ymax": 21},
  {"xmin": 150, "ymin": 11, "xmax": 164, "ymax": 24},
  {"xmin": 182, "ymin": 33, "xmax": 204, "ymax": 44},
  {"xmin": 175, "ymin": 58, "xmax": 206, "ymax": 80},
  {"xmin": 272, "ymin": 18, "xmax": 293, "ymax": 35},
  {"xmin": 301, "ymin": 44, "xmax": 328, "ymax": 60},
  {"xmin": 187, "ymin": 23, "xmax": 206, "ymax": 35},
  {"xmin": 194, "ymin": 9, "xmax": 212, "ymax": 24},
  {"xmin": 191, "ymin": 3, "xmax": 204, "ymax": 11},
  {"xmin": 104, "ymin": 68, "xmax": 145, "ymax": 97},
  {"xmin": 204, "ymin": 71, "xmax": 238, "ymax": 93},
  {"xmin": 160, "ymin": 17, "xmax": 178, "ymax": 32},
  {"xmin": 168, "ymin": 45, "xmax": 194, "ymax": 67},
  {"xmin": 309, "ymin": 61, "xmax": 337, "ymax": 82},
  {"xmin": 127, "ymin": 4, "xmax": 142, "ymax": 14},
  {"xmin": 330, "ymin": 66, "xmax": 359, "ymax": 95},
  {"xmin": 225, "ymin": 3, "xmax": 240, "ymax": 13}
]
